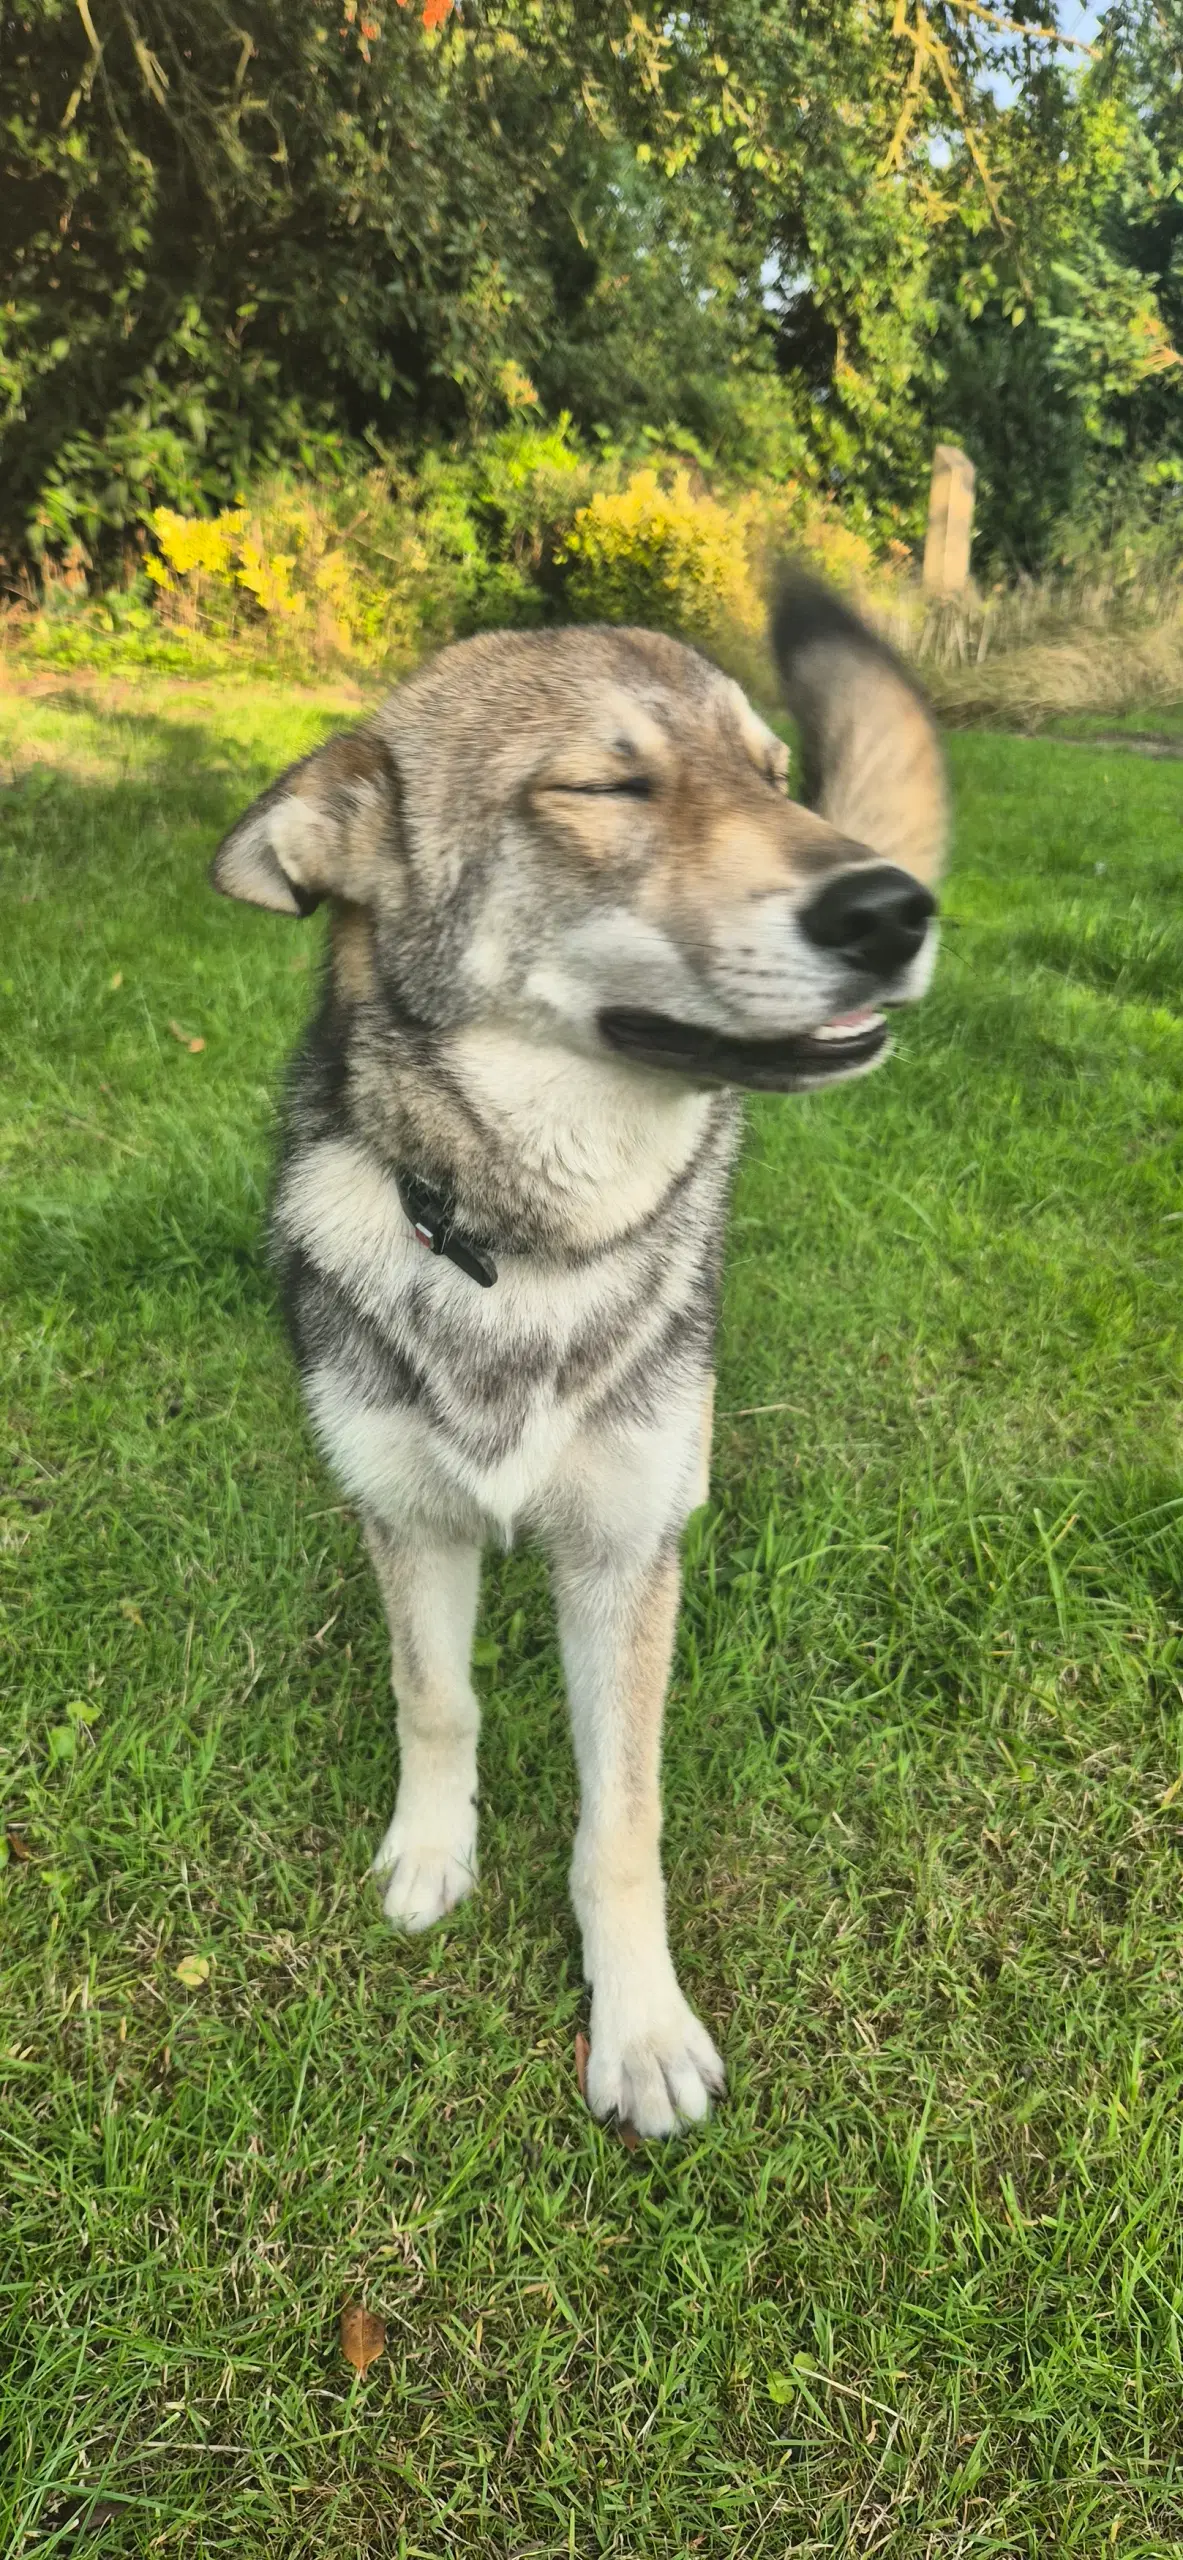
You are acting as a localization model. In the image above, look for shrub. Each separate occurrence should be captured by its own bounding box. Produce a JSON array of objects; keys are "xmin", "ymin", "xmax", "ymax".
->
[
  {"xmin": 4, "ymin": 413, "xmax": 907, "ymax": 685},
  {"xmin": 135, "ymin": 421, "xmax": 601, "ymax": 671},
  {"xmin": 562, "ymin": 468, "xmax": 761, "ymax": 643}
]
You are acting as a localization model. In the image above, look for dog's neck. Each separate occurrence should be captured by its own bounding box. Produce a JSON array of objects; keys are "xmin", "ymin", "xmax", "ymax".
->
[{"xmin": 345, "ymin": 1011, "xmax": 732, "ymax": 1258}]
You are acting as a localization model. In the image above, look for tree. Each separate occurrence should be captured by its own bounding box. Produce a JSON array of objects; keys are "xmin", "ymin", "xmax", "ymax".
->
[
  {"xmin": 1, "ymin": 1, "xmax": 1175, "ymax": 575},
  {"xmin": 919, "ymin": 7, "xmax": 1181, "ymax": 568}
]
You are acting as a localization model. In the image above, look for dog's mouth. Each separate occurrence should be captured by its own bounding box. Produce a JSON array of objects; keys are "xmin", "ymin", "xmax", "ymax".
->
[{"xmin": 597, "ymin": 1004, "xmax": 889, "ymax": 1092}]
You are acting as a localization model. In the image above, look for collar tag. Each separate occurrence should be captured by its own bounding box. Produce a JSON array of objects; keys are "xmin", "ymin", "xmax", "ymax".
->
[{"xmin": 396, "ymin": 1173, "xmax": 498, "ymax": 1289}]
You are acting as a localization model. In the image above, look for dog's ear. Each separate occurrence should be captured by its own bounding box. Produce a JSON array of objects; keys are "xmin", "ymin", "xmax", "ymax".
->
[
  {"xmin": 211, "ymin": 727, "xmax": 403, "ymax": 916},
  {"xmin": 772, "ymin": 568, "xmax": 948, "ymax": 885}
]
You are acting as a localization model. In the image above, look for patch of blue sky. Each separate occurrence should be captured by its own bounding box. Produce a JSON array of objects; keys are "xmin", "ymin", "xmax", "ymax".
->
[{"xmin": 983, "ymin": 0, "xmax": 1106, "ymax": 110}]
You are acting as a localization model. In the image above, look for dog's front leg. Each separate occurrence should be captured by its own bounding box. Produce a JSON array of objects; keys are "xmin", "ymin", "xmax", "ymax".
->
[
  {"xmin": 551, "ymin": 1537, "xmax": 724, "ymax": 2137},
  {"xmin": 363, "ymin": 1516, "xmax": 482, "ymax": 1933}
]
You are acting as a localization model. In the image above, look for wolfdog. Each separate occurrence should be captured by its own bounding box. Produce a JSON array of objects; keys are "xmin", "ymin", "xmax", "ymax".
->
[{"xmin": 212, "ymin": 573, "xmax": 946, "ymax": 2135}]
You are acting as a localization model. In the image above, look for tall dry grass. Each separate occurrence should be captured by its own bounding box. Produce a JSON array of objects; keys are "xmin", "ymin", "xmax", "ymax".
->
[{"xmin": 872, "ymin": 566, "xmax": 1183, "ymax": 730}]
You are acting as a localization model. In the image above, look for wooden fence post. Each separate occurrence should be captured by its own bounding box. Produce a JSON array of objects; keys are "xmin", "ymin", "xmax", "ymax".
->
[{"xmin": 923, "ymin": 444, "xmax": 975, "ymax": 594}]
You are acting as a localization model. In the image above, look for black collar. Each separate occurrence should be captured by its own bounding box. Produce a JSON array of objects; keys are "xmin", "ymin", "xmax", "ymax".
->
[{"xmin": 395, "ymin": 1171, "xmax": 498, "ymax": 1288}]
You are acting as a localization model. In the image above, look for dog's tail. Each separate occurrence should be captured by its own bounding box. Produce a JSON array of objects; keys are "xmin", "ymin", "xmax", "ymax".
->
[{"xmin": 772, "ymin": 568, "xmax": 947, "ymax": 883}]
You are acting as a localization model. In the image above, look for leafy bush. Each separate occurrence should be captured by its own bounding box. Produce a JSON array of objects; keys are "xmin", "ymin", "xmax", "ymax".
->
[
  {"xmin": 562, "ymin": 470, "xmax": 760, "ymax": 641},
  {"xmin": 131, "ymin": 420, "xmax": 596, "ymax": 671},
  {"xmin": 0, "ymin": 400, "xmax": 914, "ymax": 685},
  {"xmin": 9, "ymin": 2, "xmax": 1177, "ymax": 583}
]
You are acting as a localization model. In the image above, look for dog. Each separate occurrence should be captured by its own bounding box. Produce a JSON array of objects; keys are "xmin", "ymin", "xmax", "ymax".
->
[{"xmin": 211, "ymin": 571, "xmax": 946, "ymax": 2137}]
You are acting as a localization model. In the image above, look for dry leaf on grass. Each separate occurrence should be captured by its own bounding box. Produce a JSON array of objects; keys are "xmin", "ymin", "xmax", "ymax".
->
[
  {"xmin": 5, "ymin": 1829, "xmax": 31, "ymax": 1862},
  {"xmin": 108, "ymin": 970, "xmax": 123, "ymax": 991},
  {"xmin": 174, "ymin": 1953, "xmax": 211, "ymax": 1989},
  {"xmin": 340, "ymin": 2301, "xmax": 386, "ymax": 2377},
  {"xmin": 167, "ymin": 1018, "xmax": 205, "ymax": 1053}
]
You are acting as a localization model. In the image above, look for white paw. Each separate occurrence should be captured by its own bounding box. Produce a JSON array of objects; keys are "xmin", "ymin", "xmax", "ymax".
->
[
  {"xmin": 371, "ymin": 1801, "xmax": 477, "ymax": 1934},
  {"xmin": 585, "ymin": 1988, "xmax": 725, "ymax": 2139}
]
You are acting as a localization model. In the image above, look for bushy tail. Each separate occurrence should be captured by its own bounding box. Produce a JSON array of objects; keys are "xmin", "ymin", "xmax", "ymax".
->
[{"xmin": 772, "ymin": 569, "xmax": 947, "ymax": 884}]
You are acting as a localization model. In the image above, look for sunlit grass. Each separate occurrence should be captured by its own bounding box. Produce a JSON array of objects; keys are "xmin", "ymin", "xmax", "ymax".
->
[{"xmin": 2, "ymin": 676, "xmax": 1182, "ymax": 2556}]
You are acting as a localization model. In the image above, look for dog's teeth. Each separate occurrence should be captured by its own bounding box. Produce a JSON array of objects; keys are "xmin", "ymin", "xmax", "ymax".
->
[{"xmin": 811, "ymin": 1010, "xmax": 884, "ymax": 1043}]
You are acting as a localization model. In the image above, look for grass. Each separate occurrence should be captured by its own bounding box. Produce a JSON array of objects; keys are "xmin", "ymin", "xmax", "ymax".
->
[
  {"xmin": 2, "ymin": 671, "xmax": 1183, "ymax": 2558},
  {"xmin": 863, "ymin": 566, "xmax": 1183, "ymax": 734}
]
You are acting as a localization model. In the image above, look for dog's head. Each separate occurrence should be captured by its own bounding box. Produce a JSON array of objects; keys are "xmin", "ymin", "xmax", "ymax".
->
[{"xmin": 212, "ymin": 583, "xmax": 946, "ymax": 1095}]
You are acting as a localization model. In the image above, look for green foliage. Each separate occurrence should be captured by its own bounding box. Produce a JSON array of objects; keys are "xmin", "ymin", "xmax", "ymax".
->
[
  {"xmin": 561, "ymin": 468, "xmax": 762, "ymax": 639},
  {"xmin": 8, "ymin": 1, "xmax": 1177, "ymax": 586},
  {"xmin": 921, "ymin": 29, "xmax": 1183, "ymax": 573},
  {"xmin": 1, "ymin": 4, "xmax": 1179, "ymax": 588},
  {"xmin": 133, "ymin": 425, "xmax": 594, "ymax": 668},
  {"xmin": 11, "ymin": 424, "xmax": 890, "ymax": 681}
]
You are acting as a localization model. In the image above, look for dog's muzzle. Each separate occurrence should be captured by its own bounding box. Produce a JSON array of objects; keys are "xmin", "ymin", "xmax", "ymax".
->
[{"xmin": 598, "ymin": 865, "xmax": 937, "ymax": 1094}]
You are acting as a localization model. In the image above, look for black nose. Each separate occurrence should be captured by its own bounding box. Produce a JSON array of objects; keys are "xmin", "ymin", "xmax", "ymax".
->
[{"xmin": 799, "ymin": 863, "xmax": 936, "ymax": 980}]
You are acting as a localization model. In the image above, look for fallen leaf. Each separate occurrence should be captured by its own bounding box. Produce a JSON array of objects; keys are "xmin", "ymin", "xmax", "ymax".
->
[
  {"xmin": 6, "ymin": 1828, "xmax": 31, "ymax": 1862},
  {"xmin": 167, "ymin": 1017, "xmax": 205, "ymax": 1053},
  {"xmin": 108, "ymin": 970, "xmax": 123, "ymax": 991},
  {"xmin": 1160, "ymin": 1772, "xmax": 1183, "ymax": 1809},
  {"xmin": 118, "ymin": 1598, "xmax": 144, "ymax": 1625},
  {"xmin": 340, "ymin": 2301, "xmax": 386, "ymax": 2377},
  {"xmin": 574, "ymin": 2031, "xmax": 589, "ymax": 2101},
  {"xmin": 619, "ymin": 2121, "xmax": 640, "ymax": 2152},
  {"xmin": 174, "ymin": 1953, "xmax": 211, "ymax": 1989}
]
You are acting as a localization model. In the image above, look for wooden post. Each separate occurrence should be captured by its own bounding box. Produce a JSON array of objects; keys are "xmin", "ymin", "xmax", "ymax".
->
[{"xmin": 923, "ymin": 444, "xmax": 975, "ymax": 594}]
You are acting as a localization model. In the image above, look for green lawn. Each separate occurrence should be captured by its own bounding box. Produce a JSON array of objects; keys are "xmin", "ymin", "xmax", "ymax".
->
[
  {"xmin": 1046, "ymin": 709, "xmax": 1183, "ymax": 748},
  {"xmin": 2, "ymin": 673, "xmax": 1183, "ymax": 2558}
]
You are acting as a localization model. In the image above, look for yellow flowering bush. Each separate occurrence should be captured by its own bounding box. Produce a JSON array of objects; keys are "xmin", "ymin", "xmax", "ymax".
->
[
  {"xmin": 563, "ymin": 469, "xmax": 762, "ymax": 643},
  {"xmin": 774, "ymin": 493, "xmax": 878, "ymax": 594},
  {"xmin": 233, "ymin": 534, "xmax": 304, "ymax": 621},
  {"xmin": 137, "ymin": 433, "xmax": 894, "ymax": 678},
  {"xmin": 145, "ymin": 506, "xmax": 246, "ymax": 590},
  {"xmin": 146, "ymin": 503, "xmax": 308, "ymax": 630},
  {"xmin": 145, "ymin": 492, "xmax": 398, "ymax": 659}
]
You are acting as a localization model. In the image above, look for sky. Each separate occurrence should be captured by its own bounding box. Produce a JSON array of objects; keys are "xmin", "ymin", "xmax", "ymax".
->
[
  {"xmin": 981, "ymin": 2, "xmax": 1107, "ymax": 111},
  {"xmin": 1054, "ymin": 3, "xmax": 1108, "ymax": 63},
  {"xmin": 1063, "ymin": 3, "xmax": 1106, "ymax": 42}
]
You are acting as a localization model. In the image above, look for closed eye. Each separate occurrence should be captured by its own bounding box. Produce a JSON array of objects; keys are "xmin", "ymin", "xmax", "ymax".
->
[{"xmin": 546, "ymin": 775, "xmax": 654, "ymax": 800}]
